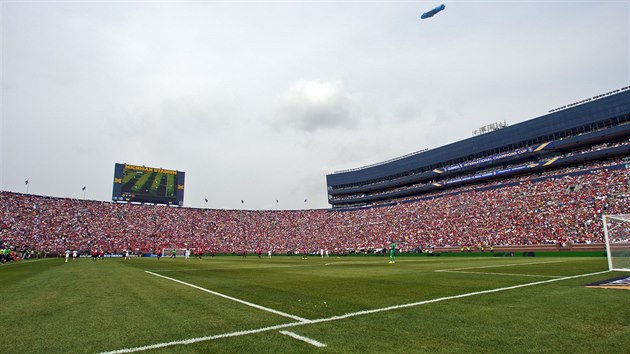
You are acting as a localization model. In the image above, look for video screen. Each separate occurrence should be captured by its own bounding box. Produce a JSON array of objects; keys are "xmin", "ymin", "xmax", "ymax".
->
[{"xmin": 112, "ymin": 163, "xmax": 184, "ymax": 206}]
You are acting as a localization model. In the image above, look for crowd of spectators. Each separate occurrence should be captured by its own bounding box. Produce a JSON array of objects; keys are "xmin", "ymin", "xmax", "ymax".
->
[
  {"xmin": 330, "ymin": 139, "xmax": 630, "ymax": 203},
  {"xmin": 1, "ymin": 162, "xmax": 628, "ymax": 257},
  {"xmin": 345, "ymin": 157, "xmax": 629, "ymax": 208},
  {"xmin": 340, "ymin": 127, "xmax": 630, "ymax": 194}
]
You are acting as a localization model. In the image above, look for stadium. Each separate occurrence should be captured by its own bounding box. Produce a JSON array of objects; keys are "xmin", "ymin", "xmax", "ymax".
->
[
  {"xmin": 3, "ymin": 89, "xmax": 629, "ymax": 255},
  {"xmin": 327, "ymin": 88, "xmax": 630, "ymax": 208},
  {"xmin": 2, "ymin": 2, "xmax": 630, "ymax": 354},
  {"xmin": 2, "ymin": 88, "xmax": 629, "ymax": 353}
]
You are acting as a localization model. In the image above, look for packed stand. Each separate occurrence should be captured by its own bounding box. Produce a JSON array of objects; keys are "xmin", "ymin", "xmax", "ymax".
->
[{"xmin": 1, "ymin": 163, "xmax": 628, "ymax": 257}]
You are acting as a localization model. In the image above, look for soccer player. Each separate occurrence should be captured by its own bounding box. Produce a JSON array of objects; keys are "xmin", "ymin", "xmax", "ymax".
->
[
  {"xmin": 185, "ymin": 248, "xmax": 190, "ymax": 260},
  {"xmin": 196, "ymin": 247, "xmax": 203, "ymax": 260},
  {"xmin": 389, "ymin": 241, "xmax": 396, "ymax": 264},
  {"xmin": 91, "ymin": 248, "xmax": 98, "ymax": 262},
  {"xmin": 72, "ymin": 249, "xmax": 78, "ymax": 260},
  {"xmin": 65, "ymin": 249, "xmax": 70, "ymax": 263}
]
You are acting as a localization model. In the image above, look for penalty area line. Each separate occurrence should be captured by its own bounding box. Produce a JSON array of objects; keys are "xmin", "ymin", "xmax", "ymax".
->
[
  {"xmin": 100, "ymin": 322, "xmax": 303, "ymax": 354},
  {"xmin": 145, "ymin": 271, "xmax": 310, "ymax": 323},
  {"xmin": 152, "ymin": 263, "xmax": 322, "ymax": 272},
  {"xmin": 279, "ymin": 331, "xmax": 327, "ymax": 347},
  {"xmin": 303, "ymin": 270, "xmax": 610, "ymax": 324},
  {"xmin": 325, "ymin": 259, "xmax": 435, "ymax": 266},
  {"xmin": 103, "ymin": 270, "xmax": 609, "ymax": 354}
]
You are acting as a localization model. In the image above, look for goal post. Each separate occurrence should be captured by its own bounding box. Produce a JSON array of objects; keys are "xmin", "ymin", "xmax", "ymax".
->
[{"xmin": 602, "ymin": 214, "xmax": 630, "ymax": 271}]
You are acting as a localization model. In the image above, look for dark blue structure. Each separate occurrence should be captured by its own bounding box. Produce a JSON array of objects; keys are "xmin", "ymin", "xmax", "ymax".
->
[
  {"xmin": 421, "ymin": 4, "xmax": 446, "ymax": 19},
  {"xmin": 326, "ymin": 89, "xmax": 630, "ymax": 207}
]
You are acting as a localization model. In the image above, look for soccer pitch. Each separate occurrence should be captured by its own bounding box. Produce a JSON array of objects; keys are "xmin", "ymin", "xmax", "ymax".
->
[{"xmin": 1, "ymin": 256, "xmax": 628, "ymax": 353}]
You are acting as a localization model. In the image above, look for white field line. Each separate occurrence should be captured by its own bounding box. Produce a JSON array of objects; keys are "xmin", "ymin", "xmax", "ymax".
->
[
  {"xmin": 325, "ymin": 261, "xmax": 378, "ymax": 266},
  {"xmin": 325, "ymin": 259, "xmax": 435, "ymax": 266},
  {"xmin": 156, "ymin": 256, "xmax": 509, "ymax": 270},
  {"xmin": 435, "ymin": 260, "xmax": 566, "ymax": 272},
  {"xmin": 102, "ymin": 270, "xmax": 609, "ymax": 354},
  {"xmin": 100, "ymin": 322, "xmax": 302, "ymax": 354},
  {"xmin": 279, "ymin": 331, "xmax": 327, "ymax": 347},
  {"xmin": 439, "ymin": 270, "xmax": 563, "ymax": 278},
  {"xmin": 145, "ymin": 271, "xmax": 310, "ymax": 323},
  {"xmin": 153, "ymin": 264, "xmax": 320, "ymax": 272},
  {"xmin": 300, "ymin": 270, "xmax": 610, "ymax": 324}
]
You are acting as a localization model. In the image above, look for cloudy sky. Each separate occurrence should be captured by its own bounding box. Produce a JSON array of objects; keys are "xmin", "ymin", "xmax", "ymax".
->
[{"xmin": 1, "ymin": 1, "xmax": 628, "ymax": 210}]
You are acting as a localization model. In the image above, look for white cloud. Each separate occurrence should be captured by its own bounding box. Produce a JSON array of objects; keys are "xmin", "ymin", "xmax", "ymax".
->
[{"xmin": 270, "ymin": 80, "xmax": 362, "ymax": 132}]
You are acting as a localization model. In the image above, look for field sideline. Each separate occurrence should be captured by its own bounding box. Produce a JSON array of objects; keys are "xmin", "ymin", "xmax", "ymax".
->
[{"xmin": 1, "ymin": 256, "xmax": 628, "ymax": 353}]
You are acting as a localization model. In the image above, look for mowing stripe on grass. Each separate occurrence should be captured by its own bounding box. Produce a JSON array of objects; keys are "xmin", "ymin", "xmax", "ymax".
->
[
  {"xmin": 152, "ymin": 263, "xmax": 323, "ymax": 272},
  {"xmin": 298, "ymin": 270, "xmax": 610, "ymax": 324},
  {"xmin": 0, "ymin": 258, "xmax": 57, "ymax": 269},
  {"xmin": 279, "ymin": 331, "xmax": 327, "ymax": 347},
  {"xmin": 145, "ymin": 271, "xmax": 310, "ymax": 322},
  {"xmin": 435, "ymin": 260, "xmax": 566, "ymax": 272},
  {"xmin": 104, "ymin": 270, "xmax": 610, "ymax": 353},
  {"xmin": 324, "ymin": 261, "xmax": 378, "ymax": 266},
  {"xmin": 438, "ymin": 270, "xmax": 563, "ymax": 278}
]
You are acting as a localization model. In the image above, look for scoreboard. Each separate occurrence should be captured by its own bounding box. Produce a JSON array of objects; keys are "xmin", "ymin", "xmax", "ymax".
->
[{"xmin": 112, "ymin": 163, "xmax": 185, "ymax": 206}]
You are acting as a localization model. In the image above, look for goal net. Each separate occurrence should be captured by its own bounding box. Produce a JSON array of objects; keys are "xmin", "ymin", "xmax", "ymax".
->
[
  {"xmin": 602, "ymin": 214, "xmax": 630, "ymax": 271},
  {"xmin": 161, "ymin": 248, "xmax": 190, "ymax": 258}
]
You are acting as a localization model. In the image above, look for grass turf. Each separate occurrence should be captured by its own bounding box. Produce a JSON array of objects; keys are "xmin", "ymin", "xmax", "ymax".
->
[{"xmin": 1, "ymin": 256, "xmax": 628, "ymax": 353}]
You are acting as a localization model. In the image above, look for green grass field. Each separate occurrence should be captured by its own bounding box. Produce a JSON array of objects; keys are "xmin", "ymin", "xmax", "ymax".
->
[
  {"xmin": 122, "ymin": 170, "xmax": 176, "ymax": 199},
  {"xmin": 1, "ymin": 255, "xmax": 628, "ymax": 353},
  {"xmin": 166, "ymin": 174, "xmax": 176, "ymax": 197}
]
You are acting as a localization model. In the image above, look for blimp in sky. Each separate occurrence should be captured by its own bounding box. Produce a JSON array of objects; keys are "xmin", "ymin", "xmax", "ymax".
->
[{"xmin": 420, "ymin": 4, "xmax": 446, "ymax": 19}]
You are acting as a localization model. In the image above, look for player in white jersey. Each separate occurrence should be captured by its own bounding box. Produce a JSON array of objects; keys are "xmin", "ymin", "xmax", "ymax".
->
[{"xmin": 65, "ymin": 249, "xmax": 70, "ymax": 262}]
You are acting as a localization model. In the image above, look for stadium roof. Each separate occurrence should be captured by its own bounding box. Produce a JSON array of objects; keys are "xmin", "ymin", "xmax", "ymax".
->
[{"xmin": 327, "ymin": 89, "xmax": 630, "ymax": 187}]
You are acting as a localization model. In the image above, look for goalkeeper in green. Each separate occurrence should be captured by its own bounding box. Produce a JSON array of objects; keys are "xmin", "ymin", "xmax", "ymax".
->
[{"xmin": 389, "ymin": 241, "xmax": 396, "ymax": 264}]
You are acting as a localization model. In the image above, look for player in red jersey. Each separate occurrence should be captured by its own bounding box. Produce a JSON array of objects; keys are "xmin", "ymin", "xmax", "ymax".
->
[{"xmin": 196, "ymin": 247, "xmax": 203, "ymax": 259}]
